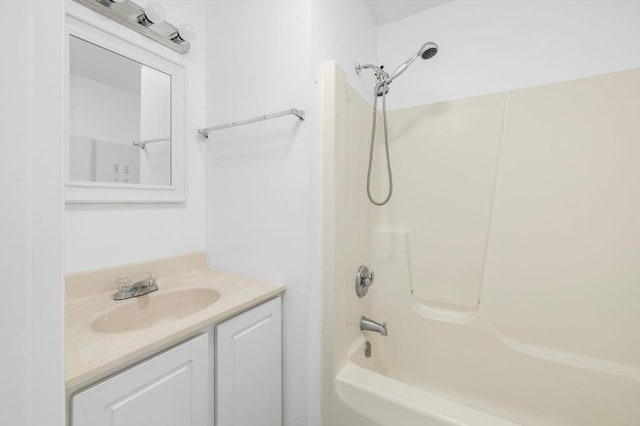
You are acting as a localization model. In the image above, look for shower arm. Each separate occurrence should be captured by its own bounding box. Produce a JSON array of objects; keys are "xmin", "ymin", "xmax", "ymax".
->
[
  {"xmin": 355, "ymin": 63, "xmax": 380, "ymax": 74},
  {"xmin": 356, "ymin": 57, "xmax": 418, "ymax": 86},
  {"xmin": 355, "ymin": 63, "xmax": 390, "ymax": 81}
]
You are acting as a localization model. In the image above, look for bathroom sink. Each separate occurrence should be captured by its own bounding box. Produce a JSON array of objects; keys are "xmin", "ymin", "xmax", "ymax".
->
[{"xmin": 91, "ymin": 288, "xmax": 221, "ymax": 333}]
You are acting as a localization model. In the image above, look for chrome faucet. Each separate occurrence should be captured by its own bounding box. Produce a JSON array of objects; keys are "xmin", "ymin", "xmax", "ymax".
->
[
  {"xmin": 360, "ymin": 316, "xmax": 388, "ymax": 336},
  {"xmin": 355, "ymin": 265, "xmax": 375, "ymax": 297},
  {"xmin": 113, "ymin": 273, "xmax": 159, "ymax": 300}
]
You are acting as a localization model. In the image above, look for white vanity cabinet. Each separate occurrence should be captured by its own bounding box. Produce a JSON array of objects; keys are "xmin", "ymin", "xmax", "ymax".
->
[
  {"xmin": 216, "ymin": 297, "xmax": 282, "ymax": 426},
  {"xmin": 69, "ymin": 297, "xmax": 282, "ymax": 426},
  {"xmin": 71, "ymin": 334, "xmax": 209, "ymax": 426}
]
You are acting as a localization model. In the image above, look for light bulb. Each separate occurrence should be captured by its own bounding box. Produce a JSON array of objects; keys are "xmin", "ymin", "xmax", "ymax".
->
[
  {"xmin": 177, "ymin": 23, "xmax": 197, "ymax": 42},
  {"xmin": 143, "ymin": 2, "xmax": 166, "ymax": 25}
]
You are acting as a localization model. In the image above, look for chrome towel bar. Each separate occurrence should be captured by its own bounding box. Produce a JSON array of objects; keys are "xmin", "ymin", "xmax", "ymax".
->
[
  {"xmin": 198, "ymin": 108, "xmax": 305, "ymax": 139},
  {"xmin": 132, "ymin": 137, "xmax": 170, "ymax": 150}
]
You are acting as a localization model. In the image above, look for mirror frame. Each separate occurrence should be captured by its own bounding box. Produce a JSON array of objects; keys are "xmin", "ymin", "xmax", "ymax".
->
[{"xmin": 65, "ymin": 7, "xmax": 186, "ymax": 203}]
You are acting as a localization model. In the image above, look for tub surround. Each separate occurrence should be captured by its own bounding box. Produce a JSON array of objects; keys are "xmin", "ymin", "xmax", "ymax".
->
[
  {"xmin": 323, "ymin": 62, "xmax": 640, "ymax": 425},
  {"xmin": 65, "ymin": 252, "xmax": 285, "ymax": 389}
]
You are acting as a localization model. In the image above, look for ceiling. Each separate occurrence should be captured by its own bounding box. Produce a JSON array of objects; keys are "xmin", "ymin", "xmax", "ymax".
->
[{"xmin": 365, "ymin": 0, "xmax": 451, "ymax": 25}]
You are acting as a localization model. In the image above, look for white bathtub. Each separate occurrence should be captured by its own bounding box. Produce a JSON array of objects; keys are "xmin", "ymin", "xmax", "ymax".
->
[{"xmin": 335, "ymin": 337, "xmax": 517, "ymax": 426}]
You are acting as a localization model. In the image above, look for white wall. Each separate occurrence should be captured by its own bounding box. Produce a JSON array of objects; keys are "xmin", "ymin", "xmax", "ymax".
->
[
  {"xmin": 69, "ymin": 75, "xmax": 141, "ymax": 183},
  {"xmin": 139, "ymin": 66, "xmax": 171, "ymax": 185},
  {"xmin": 205, "ymin": 2, "xmax": 312, "ymax": 425},
  {"xmin": 205, "ymin": 2, "xmax": 377, "ymax": 425},
  {"xmin": 70, "ymin": 74, "xmax": 140, "ymax": 143},
  {"xmin": 0, "ymin": 1, "xmax": 65, "ymax": 424},
  {"xmin": 311, "ymin": 0, "xmax": 378, "ymax": 100},
  {"xmin": 65, "ymin": 0, "xmax": 207, "ymax": 273},
  {"xmin": 378, "ymin": 0, "xmax": 640, "ymax": 109},
  {"xmin": 70, "ymin": 135, "xmax": 94, "ymax": 181}
]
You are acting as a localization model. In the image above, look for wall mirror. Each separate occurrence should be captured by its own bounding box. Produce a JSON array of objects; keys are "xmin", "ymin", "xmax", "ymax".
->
[{"xmin": 66, "ymin": 12, "xmax": 185, "ymax": 203}]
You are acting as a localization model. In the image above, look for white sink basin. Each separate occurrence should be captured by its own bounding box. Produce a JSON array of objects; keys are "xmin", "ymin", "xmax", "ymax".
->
[{"xmin": 91, "ymin": 288, "xmax": 221, "ymax": 333}]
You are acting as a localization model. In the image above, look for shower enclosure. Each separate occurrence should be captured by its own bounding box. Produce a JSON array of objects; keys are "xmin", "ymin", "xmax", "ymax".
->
[{"xmin": 321, "ymin": 61, "xmax": 640, "ymax": 425}]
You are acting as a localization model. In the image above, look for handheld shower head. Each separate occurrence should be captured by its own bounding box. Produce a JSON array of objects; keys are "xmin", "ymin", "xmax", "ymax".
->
[
  {"xmin": 354, "ymin": 40, "xmax": 439, "ymax": 206},
  {"xmin": 387, "ymin": 41, "xmax": 438, "ymax": 83},
  {"xmin": 420, "ymin": 42, "xmax": 439, "ymax": 60}
]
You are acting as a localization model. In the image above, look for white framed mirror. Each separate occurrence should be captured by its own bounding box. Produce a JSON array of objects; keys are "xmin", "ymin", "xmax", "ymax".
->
[{"xmin": 65, "ymin": 13, "xmax": 186, "ymax": 203}]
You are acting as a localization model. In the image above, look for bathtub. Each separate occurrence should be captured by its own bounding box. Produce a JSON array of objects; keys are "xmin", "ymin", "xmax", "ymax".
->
[
  {"xmin": 335, "ymin": 337, "xmax": 517, "ymax": 426},
  {"xmin": 332, "ymin": 313, "xmax": 640, "ymax": 426}
]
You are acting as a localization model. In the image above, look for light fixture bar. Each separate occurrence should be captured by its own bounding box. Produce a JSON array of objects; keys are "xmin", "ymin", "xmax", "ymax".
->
[{"xmin": 72, "ymin": 0, "xmax": 190, "ymax": 54}]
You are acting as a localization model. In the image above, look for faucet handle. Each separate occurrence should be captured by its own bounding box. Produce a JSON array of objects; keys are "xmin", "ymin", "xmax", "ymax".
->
[
  {"xmin": 364, "ymin": 271, "xmax": 374, "ymax": 286},
  {"xmin": 355, "ymin": 265, "xmax": 375, "ymax": 297}
]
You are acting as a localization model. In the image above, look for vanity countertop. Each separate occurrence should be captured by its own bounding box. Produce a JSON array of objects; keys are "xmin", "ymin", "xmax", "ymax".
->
[{"xmin": 65, "ymin": 253, "xmax": 285, "ymax": 389}]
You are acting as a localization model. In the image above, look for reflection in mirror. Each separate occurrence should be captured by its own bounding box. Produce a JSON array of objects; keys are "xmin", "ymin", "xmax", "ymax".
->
[{"xmin": 69, "ymin": 36, "xmax": 171, "ymax": 185}]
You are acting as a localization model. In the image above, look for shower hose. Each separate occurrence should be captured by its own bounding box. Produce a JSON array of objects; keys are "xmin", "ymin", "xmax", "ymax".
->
[{"xmin": 366, "ymin": 80, "xmax": 393, "ymax": 206}]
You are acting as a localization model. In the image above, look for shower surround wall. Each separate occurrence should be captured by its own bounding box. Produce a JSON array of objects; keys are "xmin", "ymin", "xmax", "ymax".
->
[
  {"xmin": 323, "ymin": 64, "xmax": 640, "ymax": 425},
  {"xmin": 321, "ymin": 3, "xmax": 640, "ymax": 424}
]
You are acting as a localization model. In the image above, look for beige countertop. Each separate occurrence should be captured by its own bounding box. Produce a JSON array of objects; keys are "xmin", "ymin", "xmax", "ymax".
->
[{"xmin": 65, "ymin": 253, "xmax": 285, "ymax": 389}]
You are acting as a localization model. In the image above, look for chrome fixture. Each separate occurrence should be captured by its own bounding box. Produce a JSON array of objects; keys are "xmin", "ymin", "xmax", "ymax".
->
[
  {"xmin": 355, "ymin": 63, "xmax": 391, "ymax": 96},
  {"xmin": 355, "ymin": 41, "xmax": 439, "ymax": 206},
  {"xmin": 364, "ymin": 341, "xmax": 372, "ymax": 358},
  {"xmin": 73, "ymin": 0, "xmax": 197, "ymax": 54},
  {"xmin": 355, "ymin": 265, "xmax": 375, "ymax": 297},
  {"xmin": 132, "ymin": 137, "xmax": 170, "ymax": 150},
  {"xmin": 386, "ymin": 42, "xmax": 438, "ymax": 86},
  {"xmin": 198, "ymin": 108, "xmax": 306, "ymax": 139},
  {"xmin": 137, "ymin": 2, "xmax": 166, "ymax": 27},
  {"xmin": 100, "ymin": 0, "xmax": 125, "ymax": 6},
  {"xmin": 355, "ymin": 42, "xmax": 438, "ymax": 94},
  {"xmin": 360, "ymin": 316, "xmax": 388, "ymax": 336},
  {"xmin": 113, "ymin": 273, "xmax": 158, "ymax": 300},
  {"xmin": 170, "ymin": 23, "xmax": 198, "ymax": 44}
]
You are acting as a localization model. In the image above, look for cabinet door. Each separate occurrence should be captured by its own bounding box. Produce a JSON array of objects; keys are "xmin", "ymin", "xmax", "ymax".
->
[
  {"xmin": 72, "ymin": 334, "xmax": 209, "ymax": 426},
  {"xmin": 216, "ymin": 297, "xmax": 281, "ymax": 426}
]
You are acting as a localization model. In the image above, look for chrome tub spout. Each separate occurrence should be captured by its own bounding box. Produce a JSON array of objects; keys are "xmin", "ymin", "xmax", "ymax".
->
[{"xmin": 360, "ymin": 316, "xmax": 388, "ymax": 336}]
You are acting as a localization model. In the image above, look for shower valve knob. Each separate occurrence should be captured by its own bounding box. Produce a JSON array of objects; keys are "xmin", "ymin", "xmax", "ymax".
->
[
  {"xmin": 364, "ymin": 272, "xmax": 374, "ymax": 286},
  {"xmin": 355, "ymin": 265, "xmax": 375, "ymax": 298}
]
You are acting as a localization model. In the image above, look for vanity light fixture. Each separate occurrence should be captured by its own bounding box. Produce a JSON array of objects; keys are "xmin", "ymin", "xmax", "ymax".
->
[
  {"xmin": 100, "ymin": 0, "xmax": 125, "ymax": 7},
  {"xmin": 73, "ymin": 0, "xmax": 197, "ymax": 54},
  {"xmin": 137, "ymin": 2, "xmax": 166, "ymax": 27},
  {"xmin": 171, "ymin": 23, "xmax": 197, "ymax": 44}
]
